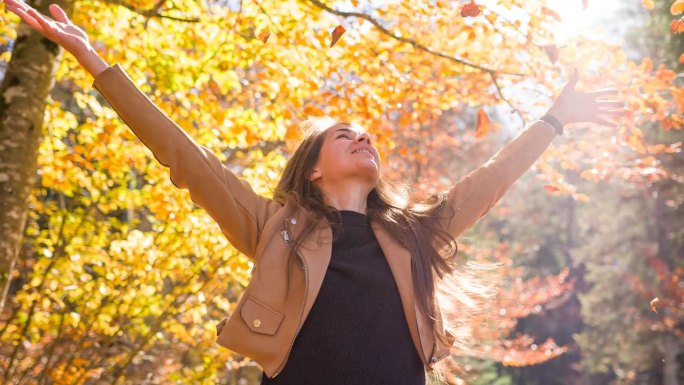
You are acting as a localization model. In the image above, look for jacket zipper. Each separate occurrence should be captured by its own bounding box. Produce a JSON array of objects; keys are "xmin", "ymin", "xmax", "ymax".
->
[{"xmin": 271, "ymin": 221, "xmax": 309, "ymax": 378}]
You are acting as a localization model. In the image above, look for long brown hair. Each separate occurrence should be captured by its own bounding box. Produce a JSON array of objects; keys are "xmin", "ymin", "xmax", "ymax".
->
[{"xmin": 273, "ymin": 116, "xmax": 495, "ymax": 378}]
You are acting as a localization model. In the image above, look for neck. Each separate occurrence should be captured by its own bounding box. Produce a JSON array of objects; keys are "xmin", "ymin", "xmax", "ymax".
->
[{"xmin": 317, "ymin": 183, "xmax": 370, "ymax": 214}]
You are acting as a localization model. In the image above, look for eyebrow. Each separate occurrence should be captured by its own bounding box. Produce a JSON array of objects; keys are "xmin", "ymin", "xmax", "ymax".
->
[{"xmin": 333, "ymin": 128, "xmax": 367, "ymax": 136}]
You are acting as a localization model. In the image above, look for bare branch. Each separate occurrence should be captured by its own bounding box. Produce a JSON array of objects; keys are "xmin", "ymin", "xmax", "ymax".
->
[
  {"xmin": 305, "ymin": 0, "xmax": 531, "ymax": 123},
  {"xmin": 251, "ymin": 0, "xmax": 283, "ymax": 34},
  {"xmin": 104, "ymin": 0, "xmax": 201, "ymax": 23},
  {"xmin": 490, "ymin": 72, "xmax": 526, "ymax": 127},
  {"xmin": 304, "ymin": 0, "xmax": 524, "ymax": 77}
]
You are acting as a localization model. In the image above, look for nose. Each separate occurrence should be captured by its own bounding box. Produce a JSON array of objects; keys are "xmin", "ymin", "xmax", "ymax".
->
[{"xmin": 354, "ymin": 132, "xmax": 372, "ymax": 145}]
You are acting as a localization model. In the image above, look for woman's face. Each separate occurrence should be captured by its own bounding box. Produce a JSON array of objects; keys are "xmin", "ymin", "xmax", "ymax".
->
[{"xmin": 309, "ymin": 124, "xmax": 381, "ymax": 186}]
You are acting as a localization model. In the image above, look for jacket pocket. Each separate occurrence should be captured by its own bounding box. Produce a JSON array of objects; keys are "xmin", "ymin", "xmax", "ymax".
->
[{"xmin": 240, "ymin": 295, "xmax": 284, "ymax": 335}]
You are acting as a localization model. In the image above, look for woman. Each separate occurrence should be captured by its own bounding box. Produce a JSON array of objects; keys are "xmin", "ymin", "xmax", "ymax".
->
[{"xmin": 5, "ymin": 2, "xmax": 624, "ymax": 384}]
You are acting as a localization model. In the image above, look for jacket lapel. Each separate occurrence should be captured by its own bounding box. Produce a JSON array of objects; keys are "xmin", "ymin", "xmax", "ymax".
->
[
  {"xmin": 370, "ymin": 221, "xmax": 432, "ymax": 365},
  {"xmin": 290, "ymin": 210, "xmax": 333, "ymax": 323}
]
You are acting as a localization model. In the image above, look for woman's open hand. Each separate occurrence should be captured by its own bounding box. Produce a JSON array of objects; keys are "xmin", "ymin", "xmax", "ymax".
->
[
  {"xmin": 4, "ymin": 1, "xmax": 92, "ymax": 57},
  {"xmin": 545, "ymin": 68, "xmax": 626, "ymax": 128},
  {"xmin": 4, "ymin": 0, "xmax": 108, "ymax": 76}
]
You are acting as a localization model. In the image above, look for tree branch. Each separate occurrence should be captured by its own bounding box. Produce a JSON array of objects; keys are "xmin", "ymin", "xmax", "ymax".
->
[
  {"xmin": 304, "ymin": 0, "xmax": 524, "ymax": 77},
  {"xmin": 105, "ymin": 0, "xmax": 201, "ymax": 23},
  {"xmin": 304, "ymin": 0, "xmax": 529, "ymax": 123},
  {"xmin": 490, "ymin": 71, "xmax": 526, "ymax": 127}
]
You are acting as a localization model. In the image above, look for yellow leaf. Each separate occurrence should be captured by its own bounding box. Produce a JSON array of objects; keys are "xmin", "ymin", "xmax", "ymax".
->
[{"xmin": 642, "ymin": 0, "xmax": 655, "ymax": 10}]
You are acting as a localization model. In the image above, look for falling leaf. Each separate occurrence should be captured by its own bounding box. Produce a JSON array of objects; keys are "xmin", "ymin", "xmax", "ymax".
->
[
  {"xmin": 461, "ymin": 1, "xmax": 480, "ymax": 17},
  {"xmin": 541, "ymin": 6, "xmax": 562, "ymax": 21},
  {"xmin": 258, "ymin": 30, "xmax": 271, "ymax": 43},
  {"xmin": 679, "ymin": 53, "xmax": 684, "ymax": 64},
  {"xmin": 330, "ymin": 25, "xmax": 346, "ymax": 47},
  {"xmin": 671, "ymin": 18, "xmax": 684, "ymax": 34},
  {"xmin": 582, "ymin": 0, "xmax": 588, "ymax": 9},
  {"xmin": 475, "ymin": 108, "xmax": 491, "ymax": 137},
  {"xmin": 544, "ymin": 185, "xmax": 560, "ymax": 192},
  {"xmin": 642, "ymin": 0, "xmax": 655, "ymax": 10},
  {"xmin": 543, "ymin": 45, "xmax": 559, "ymax": 64},
  {"xmin": 650, "ymin": 297, "xmax": 659, "ymax": 313},
  {"xmin": 673, "ymin": 0, "xmax": 684, "ymax": 15}
]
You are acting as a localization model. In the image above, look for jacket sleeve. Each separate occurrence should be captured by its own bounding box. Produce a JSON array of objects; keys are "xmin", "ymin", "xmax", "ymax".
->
[
  {"xmin": 92, "ymin": 63, "xmax": 279, "ymax": 259},
  {"xmin": 435, "ymin": 121, "xmax": 557, "ymax": 239}
]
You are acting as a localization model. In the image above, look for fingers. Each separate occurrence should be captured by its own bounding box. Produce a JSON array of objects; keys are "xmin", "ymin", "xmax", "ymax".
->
[
  {"xmin": 588, "ymin": 89, "xmax": 620, "ymax": 99},
  {"xmin": 591, "ymin": 117, "xmax": 619, "ymax": 128},
  {"xmin": 48, "ymin": 3, "xmax": 70, "ymax": 24},
  {"xmin": 5, "ymin": 4, "xmax": 47, "ymax": 34},
  {"xmin": 597, "ymin": 100, "xmax": 626, "ymax": 109},
  {"xmin": 4, "ymin": 0, "xmax": 28, "ymax": 13},
  {"xmin": 599, "ymin": 109, "xmax": 628, "ymax": 118},
  {"xmin": 591, "ymin": 108, "xmax": 627, "ymax": 127},
  {"xmin": 26, "ymin": 7, "xmax": 55, "ymax": 32}
]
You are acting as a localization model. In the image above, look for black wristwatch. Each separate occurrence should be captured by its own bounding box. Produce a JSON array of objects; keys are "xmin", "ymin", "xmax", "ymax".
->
[{"xmin": 539, "ymin": 114, "xmax": 564, "ymax": 136}]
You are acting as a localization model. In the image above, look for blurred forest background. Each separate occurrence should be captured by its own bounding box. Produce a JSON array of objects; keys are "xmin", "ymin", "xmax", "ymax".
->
[{"xmin": 0, "ymin": 0, "xmax": 682, "ymax": 384}]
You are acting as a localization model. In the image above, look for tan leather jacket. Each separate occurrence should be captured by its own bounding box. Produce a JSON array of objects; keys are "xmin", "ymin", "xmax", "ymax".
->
[{"xmin": 92, "ymin": 63, "xmax": 557, "ymax": 378}]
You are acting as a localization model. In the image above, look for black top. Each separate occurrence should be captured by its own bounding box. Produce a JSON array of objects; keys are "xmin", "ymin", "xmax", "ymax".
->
[{"xmin": 260, "ymin": 210, "xmax": 426, "ymax": 385}]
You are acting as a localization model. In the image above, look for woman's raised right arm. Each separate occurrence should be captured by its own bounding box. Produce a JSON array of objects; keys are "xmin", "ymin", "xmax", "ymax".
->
[{"xmin": 6, "ymin": 1, "xmax": 280, "ymax": 259}]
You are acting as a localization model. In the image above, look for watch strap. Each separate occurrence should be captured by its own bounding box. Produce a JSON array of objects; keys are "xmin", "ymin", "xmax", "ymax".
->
[{"xmin": 540, "ymin": 114, "xmax": 564, "ymax": 136}]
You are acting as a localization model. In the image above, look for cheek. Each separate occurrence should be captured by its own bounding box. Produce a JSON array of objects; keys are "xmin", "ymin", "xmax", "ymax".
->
[
  {"xmin": 315, "ymin": 145, "xmax": 339, "ymax": 170},
  {"xmin": 322, "ymin": 143, "xmax": 346, "ymax": 162}
]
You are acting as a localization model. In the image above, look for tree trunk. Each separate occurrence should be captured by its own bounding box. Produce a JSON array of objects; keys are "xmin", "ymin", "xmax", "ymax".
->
[
  {"xmin": 0, "ymin": 0, "xmax": 73, "ymax": 314},
  {"xmin": 664, "ymin": 337, "xmax": 680, "ymax": 385}
]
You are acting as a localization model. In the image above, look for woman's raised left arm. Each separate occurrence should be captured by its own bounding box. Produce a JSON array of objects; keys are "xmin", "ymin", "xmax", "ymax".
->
[{"xmin": 435, "ymin": 69, "xmax": 625, "ymax": 239}]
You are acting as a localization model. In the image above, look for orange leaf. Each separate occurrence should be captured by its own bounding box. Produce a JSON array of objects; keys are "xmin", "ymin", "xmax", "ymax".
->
[
  {"xmin": 475, "ymin": 108, "xmax": 491, "ymax": 137},
  {"xmin": 650, "ymin": 297, "xmax": 659, "ymax": 313},
  {"xmin": 461, "ymin": 1, "xmax": 480, "ymax": 17},
  {"xmin": 544, "ymin": 185, "xmax": 560, "ymax": 192},
  {"xmin": 642, "ymin": 0, "xmax": 655, "ymax": 10},
  {"xmin": 671, "ymin": 18, "xmax": 684, "ymax": 34},
  {"xmin": 679, "ymin": 53, "xmax": 684, "ymax": 64},
  {"xmin": 541, "ymin": 6, "xmax": 562, "ymax": 21},
  {"xmin": 207, "ymin": 78, "xmax": 221, "ymax": 95},
  {"xmin": 672, "ymin": 0, "xmax": 684, "ymax": 15},
  {"xmin": 543, "ymin": 45, "xmax": 559, "ymax": 64},
  {"xmin": 330, "ymin": 25, "xmax": 346, "ymax": 47},
  {"xmin": 285, "ymin": 124, "xmax": 300, "ymax": 142},
  {"xmin": 258, "ymin": 30, "xmax": 271, "ymax": 43}
]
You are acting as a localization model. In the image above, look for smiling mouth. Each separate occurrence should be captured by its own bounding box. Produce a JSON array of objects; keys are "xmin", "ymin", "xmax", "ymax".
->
[{"xmin": 351, "ymin": 150, "xmax": 373, "ymax": 156}]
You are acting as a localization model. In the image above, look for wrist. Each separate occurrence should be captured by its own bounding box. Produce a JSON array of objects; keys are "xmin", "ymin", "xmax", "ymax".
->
[
  {"xmin": 544, "ymin": 107, "xmax": 570, "ymax": 126},
  {"xmin": 75, "ymin": 47, "xmax": 110, "ymax": 78},
  {"xmin": 539, "ymin": 114, "xmax": 564, "ymax": 136}
]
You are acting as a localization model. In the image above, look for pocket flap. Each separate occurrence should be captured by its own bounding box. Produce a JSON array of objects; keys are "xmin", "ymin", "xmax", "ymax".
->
[{"xmin": 240, "ymin": 295, "xmax": 284, "ymax": 335}]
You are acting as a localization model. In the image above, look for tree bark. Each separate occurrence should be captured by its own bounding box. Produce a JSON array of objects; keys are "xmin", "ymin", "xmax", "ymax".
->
[
  {"xmin": 664, "ymin": 336, "xmax": 680, "ymax": 385},
  {"xmin": 0, "ymin": 0, "xmax": 74, "ymax": 314}
]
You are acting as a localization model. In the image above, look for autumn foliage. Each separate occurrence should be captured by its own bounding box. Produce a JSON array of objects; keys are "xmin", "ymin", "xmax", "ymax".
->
[{"xmin": 0, "ymin": 0, "xmax": 681, "ymax": 384}]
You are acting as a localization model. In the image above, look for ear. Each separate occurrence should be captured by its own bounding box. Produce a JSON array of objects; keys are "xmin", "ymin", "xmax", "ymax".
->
[{"xmin": 309, "ymin": 168, "xmax": 321, "ymax": 182}]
